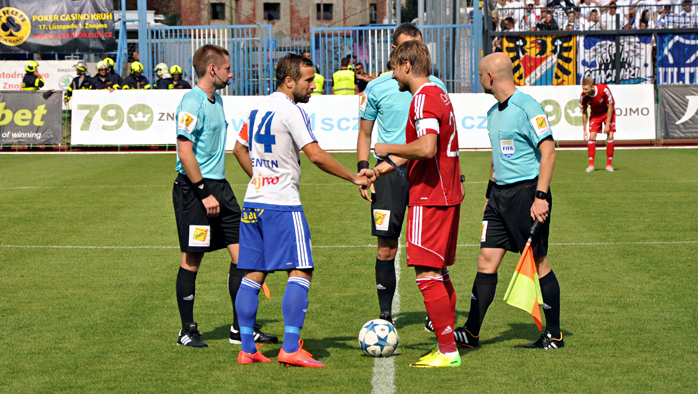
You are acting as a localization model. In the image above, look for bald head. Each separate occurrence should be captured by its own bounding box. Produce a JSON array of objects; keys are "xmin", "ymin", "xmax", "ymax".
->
[
  {"xmin": 479, "ymin": 53, "xmax": 514, "ymax": 80},
  {"xmin": 478, "ymin": 53, "xmax": 516, "ymax": 102}
]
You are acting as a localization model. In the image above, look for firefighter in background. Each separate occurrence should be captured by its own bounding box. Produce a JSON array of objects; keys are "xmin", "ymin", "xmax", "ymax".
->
[
  {"xmin": 170, "ymin": 65, "xmax": 192, "ymax": 89},
  {"xmin": 92, "ymin": 61, "xmax": 119, "ymax": 91},
  {"xmin": 65, "ymin": 60, "xmax": 93, "ymax": 103},
  {"xmin": 22, "ymin": 61, "xmax": 44, "ymax": 91},
  {"xmin": 122, "ymin": 61, "xmax": 151, "ymax": 89},
  {"xmin": 103, "ymin": 57, "xmax": 123, "ymax": 89},
  {"xmin": 154, "ymin": 63, "xmax": 175, "ymax": 89}
]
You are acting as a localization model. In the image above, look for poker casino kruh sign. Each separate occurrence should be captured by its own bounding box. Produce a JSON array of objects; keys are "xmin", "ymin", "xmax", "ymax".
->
[{"xmin": 0, "ymin": 0, "xmax": 116, "ymax": 53}]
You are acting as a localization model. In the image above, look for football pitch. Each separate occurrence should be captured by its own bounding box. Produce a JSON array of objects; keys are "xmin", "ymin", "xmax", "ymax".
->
[{"xmin": 1, "ymin": 148, "xmax": 697, "ymax": 393}]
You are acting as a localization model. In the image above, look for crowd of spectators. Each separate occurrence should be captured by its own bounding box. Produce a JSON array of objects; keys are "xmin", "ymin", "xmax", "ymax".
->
[{"xmin": 491, "ymin": 0, "xmax": 698, "ymax": 32}]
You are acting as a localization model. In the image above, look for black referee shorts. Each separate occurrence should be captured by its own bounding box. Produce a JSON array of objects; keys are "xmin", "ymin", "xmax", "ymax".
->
[
  {"xmin": 480, "ymin": 178, "xmax": 551, "ymax": 256},
  {"xmin": 370, "ymin": 160, "xmax": 409, "ymax": 238},
  {"xmin": 172, "ymin": 173, "xmax": 241, "ymax": 253}
]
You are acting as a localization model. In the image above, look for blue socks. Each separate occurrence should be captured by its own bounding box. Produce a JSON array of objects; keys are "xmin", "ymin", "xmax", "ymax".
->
[
  {"xmin": 281, "ymin": 276, "xmax": 311, "ymax": 353},
  {"xmin": 235, "ymin": 278, "xmax": 261, "ymax": 354}
]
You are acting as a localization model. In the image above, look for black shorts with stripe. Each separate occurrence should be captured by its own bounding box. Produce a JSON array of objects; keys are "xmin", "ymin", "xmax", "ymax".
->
[
  {"xmin": 480, "ymin": 178, "xmax": 551, "ymax": 256},
  {"xmin": 172, "ymin": 173, "xmax": 241, "ymax": 253},
  {"xmin": 370, "ymin": 160, "xmax": 409, "ymax": 238}
]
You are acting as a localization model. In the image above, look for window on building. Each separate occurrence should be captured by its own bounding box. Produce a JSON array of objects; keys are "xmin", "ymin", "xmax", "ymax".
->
[
  {"xmin": 317, "ymin": 3, "xmax": 333, "ymax": 21},
  {"xmin": 210, "ymin": 3, "xmax": 225, "ymax": 21},
  {"xmin": 264, "ymin": 3, "xmax": 280, "ymax": 21},
  {"xmin": 370, "ymin": 4, "xmax": 377, "ymax": 24}
]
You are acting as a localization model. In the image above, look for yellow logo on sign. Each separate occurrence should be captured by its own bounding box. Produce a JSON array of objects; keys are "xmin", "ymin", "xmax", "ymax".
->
[
  {"xmin": 536, "ymin": 116, "xmax": 547, "ymax": 130},
  {"xmin": 374, "ymin": 211, "xmax": 387, "ymax": 226},
  {"xmin": 0, "ymin": 7, "xmax": 31, "ymax": 47},
  {"xmin": 181, "ymin": 113, "xmax": 193, "ymax": 127},
  {"xmin": 193, "ymin": 227, "xmax": 208, "ymax": 242}
]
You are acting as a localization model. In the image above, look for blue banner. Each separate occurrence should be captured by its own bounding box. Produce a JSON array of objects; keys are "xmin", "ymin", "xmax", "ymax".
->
[{"xmin": 657, "ymin": 33, "xmax": 698, "ymax": 85}]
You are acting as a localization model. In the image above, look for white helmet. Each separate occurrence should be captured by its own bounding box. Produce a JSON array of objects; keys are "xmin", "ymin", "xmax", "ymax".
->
[
  {"xmin": 154, "ymin": 63, "xmax": 169, "ymax": 77},
  {"xmin": 74, "ymin": 60, "xmax": 87, "ymax": 73}
]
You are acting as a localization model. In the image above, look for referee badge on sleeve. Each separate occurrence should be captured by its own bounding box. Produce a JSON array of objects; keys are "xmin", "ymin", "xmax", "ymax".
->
[
  {"xmin": 531, "ymin": 115, "xmax": 551, "ymax": 135},
  {"xmin": 178, "ymin": 111, "xmax": 198, "ymax": 134},
  {"xmin": 359, "ymin": 92, "xmax": 368, "ymax": 112},
  {"xmin": 374, "ymin": 209, "xmax": 391, "ymax": 231},
  {"xmin": 189, "ymin": 225, "xmax": 210, "ymax": 247}
]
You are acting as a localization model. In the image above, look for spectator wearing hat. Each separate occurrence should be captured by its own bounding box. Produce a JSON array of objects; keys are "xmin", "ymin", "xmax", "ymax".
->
[
  {"xmin": 122, "ymin": 61, "xmax": 151, "ymax": 89},
  {"xmin": 170, "ymin": 65, "xmax": 192, "ymax": 89},
  {"xmin": 521, "ymin": 0, "xmax": 541, "ymax": 30},
  {"xmin": 65, "ymin": 61, "xmax": 93, "ymax": 102},
  {"xmin": 22, "ymin": 61, "xmax": 44, "ymax": 91}
]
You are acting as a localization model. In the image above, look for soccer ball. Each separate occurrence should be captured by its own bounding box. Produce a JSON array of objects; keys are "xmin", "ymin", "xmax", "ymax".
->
[{"xmin": 358, "ymin": 319, "xmax": 399, "ymax": 357}]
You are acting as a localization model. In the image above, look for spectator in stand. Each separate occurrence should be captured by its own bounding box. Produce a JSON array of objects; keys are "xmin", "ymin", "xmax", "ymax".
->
[
  {"xmin": 522, "ymin": 0, "xmax": 541, "ymax": 30},
  {"xmin": 122, "ymin": 61, "xmax": 151, "ymax": 89},
  {"xmin": 65, "ymin": 61, "xmax": 93, "ymax": 103},
  {"xmin": 507, "ymin": 0, "xmax": 528, "ymax": 22},
  {"xmin": 154, "ymin": 63, "xmax": 175, "ymax": 89},
  {"xmin": 578, "ymin": 0, "xmax": 601, "ymax": 19},
  {"xmin": 677, "ymin": 0, "xmax": 698, "ymax": 27},
  {"xmin": 583, "ymin": 8, "xmax": 607, "ymax": 28},
  {"xmin": 496, "ymin": 0, "xmax": 513, "ymax": 20},
  {"xmin": 568, "ymin": 9, "xmax": 583, "ymax": 27},
  {"xmin": 92, "ymin": 61, "xmax": 118, "ymax": 92},
  {"xmin": 103, "ymin": 58, "xmax": 123, "ymax": 89},
  {"xmin": 537, "ymin": 9, "xmax": 561, "ymax": 29},
  {"xmin": 22, "ymin": 61, "xmax": 44, "ymax": 91},
  {"xmin": 504, "ymin": 16, "xmax": 519, "ymax": 30},
  {"xmin": 638, "ymin": 8, "xmax": 656, "ymax": 26},
  {"xmin": 601, "ymin": 2, "xmax": 622, "ymax": 29},
  {"xmin": 547, "ymin": 0, "xmax": 575, "ymax": 26},
  {"xmin": 657, "ymin": 4, "xmax": 675, "ymax": 27},
  {"xmin": 632, "ymin": 0, "xmax": 658, "ymax": 23},
  {"xmin": 355, "ymin": 63, "xmax": 376, "ymax": 93},
  {"xmin": 624, "ymin": 6, "xmax": 638, "ymax": 28},
  {"xmin": 171, "ymin": 65, "xmax": 192, "ymax": 89}
]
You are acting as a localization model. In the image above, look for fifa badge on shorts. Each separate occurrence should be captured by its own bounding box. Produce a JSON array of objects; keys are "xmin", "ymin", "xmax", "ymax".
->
[
  {"xmin": 531, "ymin": 115, "xmax": 551, "ymax": 135},
  {"xmin": 373, "ymin": 209, "xmax": 391, "ymax": 232},
  {"xmin": 500, "ymin": 139, "xmax": 515, "ymax": 158},
  {"xmin": 481, "ymin": 221, "xmax": 488, "ymax": 242},
  {"xmin": 189, "ymin": 225, "xmax": 211, "ymax": 247}
]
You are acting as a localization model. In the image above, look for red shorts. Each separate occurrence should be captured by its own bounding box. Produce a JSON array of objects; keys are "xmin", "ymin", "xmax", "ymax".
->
[
  {"xmin": 589, "ymin": 113, "xmax": 616, "ymax": 134},
  {"xmin": 406, "ymin": 205, "xmax": 460, "ymax": 269}
]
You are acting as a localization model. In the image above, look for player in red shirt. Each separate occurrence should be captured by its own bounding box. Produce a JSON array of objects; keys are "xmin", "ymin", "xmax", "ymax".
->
[
  {"xmin": 581, "ymin": 77, "xmax": 616, "ymax": 172},
  {"xmin": 366, "ymin": 40, "xmax": 464, "ymax": 368}
]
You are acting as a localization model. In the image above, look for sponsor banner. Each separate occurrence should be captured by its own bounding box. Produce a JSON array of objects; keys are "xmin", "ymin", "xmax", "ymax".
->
[
  {"xmin": 659, "ymin": 85, "xmax": 698, "ymax": 139},
  {"xmin": 578, "ymin": 35, "xmax": 653, "ymax": 85},
  {"xmin": 504, "ymin": 35, "xmax": 577, "ymax": 86},
  {"xmin": 0, "ymin": 90, "xmax": 62, "ymax": 144},
  {"xmin": 656, "ymin": 33, "xmax": 698, "ymax": 85},
  {"xmin": 71, "ymin": 86, "xmax": 656, "ymax": 148},
  {"xmin": 0, "ymin": 0, "xmax": 116, "ymax": 53},
  {"xmin": 0, "ymin": 60, "xmax": 78, "ymax": 92}
]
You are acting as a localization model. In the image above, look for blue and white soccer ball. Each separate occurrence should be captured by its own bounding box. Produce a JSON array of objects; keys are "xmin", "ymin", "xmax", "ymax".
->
[{"xmin": 358, "ymin": 319, "xmax": 399, "ymax": 357}]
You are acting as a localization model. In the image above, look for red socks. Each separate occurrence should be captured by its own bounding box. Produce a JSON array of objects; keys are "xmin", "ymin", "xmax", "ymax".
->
[
  {"xmin": 606, "ymin": 139, "xmax": 614, "ymax": 167},
  {"xmin": 416, "ymin": 276, "xmax": 457, "ymax": 354},
  {"xmin": 443, "ymin": 270, "xmax": 457, "ymax": 327},
  {"xmin": 587, "ymin": 139, "xmax": 596, "ymax": 167}
]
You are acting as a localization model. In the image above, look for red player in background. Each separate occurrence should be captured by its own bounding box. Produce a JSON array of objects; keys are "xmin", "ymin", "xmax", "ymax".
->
[{"xmin": 580, "ymin": 77, "xmax": 616, "ymax": 172}]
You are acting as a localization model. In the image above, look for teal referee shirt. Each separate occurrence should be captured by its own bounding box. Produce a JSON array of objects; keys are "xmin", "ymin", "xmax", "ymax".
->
[
  {"xmin": 359, "ymin": 71, "xmax": 446, "ymax": 159},
  {"xmin": 175, "ymin": 86, "xmax": 228, "ymax": 180},
  {"xmin": 487, "ymin": 89, "xmax": 553, "ymax": 185}
]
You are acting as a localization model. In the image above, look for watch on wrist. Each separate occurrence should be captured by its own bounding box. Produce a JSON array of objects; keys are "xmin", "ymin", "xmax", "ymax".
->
[{"xmin": 535, "ymin": 190, "xmax": 549, "ymax": 200}]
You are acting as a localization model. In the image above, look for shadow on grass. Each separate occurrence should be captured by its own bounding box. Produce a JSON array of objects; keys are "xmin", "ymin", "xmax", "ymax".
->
[
  {"xmin": 483, "ymin": 323, "xmax": 574, "ymax": 347},
  {"xmin": 205, "ymin": 318, "xmax": 281, "ymax": 341}
]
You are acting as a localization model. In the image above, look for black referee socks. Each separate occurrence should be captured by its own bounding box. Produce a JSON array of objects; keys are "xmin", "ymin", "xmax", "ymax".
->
[
  {"xmin": 375, "ymin": 259, "xmax": 396, "ymax": 316},
  {"xmin": 228, "ymin": 263, "xmax": 246, "ymax": 331},
  {"xmin": 176, "ymin": 267, "xmax": 198, "ymax": 329},
  {"xmin": 464, "ymin": 272, "xmax": 498, "ymax": 336},
  {"xmin": 539, "ymin": 270, "xmax": 561, "ymax": 338}
]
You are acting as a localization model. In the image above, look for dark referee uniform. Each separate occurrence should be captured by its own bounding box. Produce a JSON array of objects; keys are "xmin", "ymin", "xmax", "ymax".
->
[{"xmin": 173, "ymin": 86, "xmax": 240, "ymax": 253}]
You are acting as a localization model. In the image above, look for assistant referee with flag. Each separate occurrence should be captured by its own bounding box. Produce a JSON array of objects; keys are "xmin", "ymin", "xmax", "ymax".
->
[{"xmin": 455, "ymin": 53, "xmax": 564, "ymax": 349}]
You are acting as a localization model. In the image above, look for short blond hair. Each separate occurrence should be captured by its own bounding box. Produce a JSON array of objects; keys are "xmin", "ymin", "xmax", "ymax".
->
[
  {"xmin": 390, "ymin": 40, "xmax": 431, "ymax": 78},
  {"xmin": 582, "ymin": 77, "xmax": 595, "ymax": 86},
  {"xmin": 192, "ymin": 44, "xmax": 229, "ymax": 78}
]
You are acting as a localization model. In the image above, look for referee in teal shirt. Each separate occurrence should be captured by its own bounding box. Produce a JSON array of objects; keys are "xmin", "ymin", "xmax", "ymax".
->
[
  {"xmin": 356, "ymin": 23, "xmax": 447, "ymax": 324},
  {"xmin": 456, "ymin": 53, "xmax": 564, "ymax": 350}
]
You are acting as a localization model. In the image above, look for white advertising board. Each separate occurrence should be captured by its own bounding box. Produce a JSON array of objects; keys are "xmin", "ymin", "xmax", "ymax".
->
[{"xmin": 71, "ymin": 85, "xmax": 656, "ymax": 148}]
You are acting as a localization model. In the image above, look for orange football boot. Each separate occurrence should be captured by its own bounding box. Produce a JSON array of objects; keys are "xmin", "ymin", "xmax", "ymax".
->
[
  {"xmin": 277, "ymin": 340, "xmax": 325, "ymax": 368},
  {"xmin": 238, "ymin": 350, "xmax": 271, "ymax": 365}
]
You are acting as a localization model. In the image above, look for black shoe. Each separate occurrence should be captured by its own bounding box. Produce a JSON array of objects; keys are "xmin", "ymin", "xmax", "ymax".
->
[
  {"xmin": 177, "ymin": 323, "xmax": 208, "ymax": 347},
  {"xmin": 425, "ymin": 316, "xmax": 434, "ymax": 332},
  {"xmin": 523, "ymin": 331, "xmax": 564, "ymax": 349},
  {"xmin": 229, "ymin": 325, "xmax": 279, "ymax": 344},
  {"xmin": 379, "ymin": 312, "xmax": 393, "ymax": 324},
  {"xmin": 454, "ymin": 326, "xmax": 479, "ymax": 348}
]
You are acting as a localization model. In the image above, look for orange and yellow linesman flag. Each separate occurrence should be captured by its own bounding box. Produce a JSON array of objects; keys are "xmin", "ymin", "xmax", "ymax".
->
[{"xmin": 503, "ymin": 223, "xmax": 544, "ymax": 331}]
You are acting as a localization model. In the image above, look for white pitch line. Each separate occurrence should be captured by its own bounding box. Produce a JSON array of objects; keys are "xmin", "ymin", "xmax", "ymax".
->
[
  {"xmin": 0, "ymin": 240, "xmax": 696, "ymax": 251},
  {"xmin": 371, "ymin": 244, "xmax": 400, "ymax": 394}
]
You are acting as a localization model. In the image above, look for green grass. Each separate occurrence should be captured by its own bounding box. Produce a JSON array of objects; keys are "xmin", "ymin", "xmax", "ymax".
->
[{"xmin": 1, "ymin": 149, "xmax": 697, "ymax": 393}]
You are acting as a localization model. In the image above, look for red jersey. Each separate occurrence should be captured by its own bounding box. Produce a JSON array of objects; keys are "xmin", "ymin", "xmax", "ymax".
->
[
  {"xmin": 405, "ymin": 83, "xmax": 463, "ymax": 207},
  {"xmin": 580, "ymin": 84, "xmax": 615, "ymax": 118}
]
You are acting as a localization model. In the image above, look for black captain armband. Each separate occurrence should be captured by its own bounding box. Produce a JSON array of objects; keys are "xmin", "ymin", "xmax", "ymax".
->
[
  {"xmin": 486, "ymin": 180, "xmax": 495, "ymax": 199},
  {"xmin": 357, "ymin": 160, "xmax": 369, "ymax": 172},
  {"xmin": 192, "ymin": 179, "xmax": 212, "ymax": 200}
]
